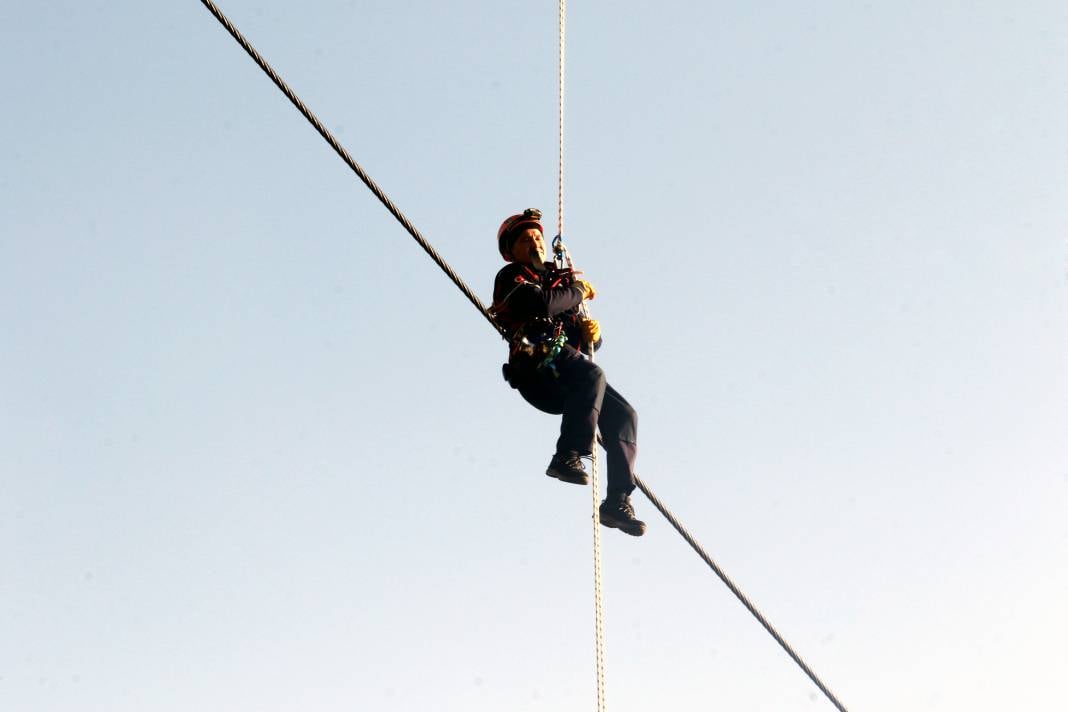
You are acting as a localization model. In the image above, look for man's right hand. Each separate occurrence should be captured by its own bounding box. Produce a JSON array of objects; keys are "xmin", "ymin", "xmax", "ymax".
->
[{"xmin": 575, "ymin": 280, "xmax": 597, "ymax": 300}]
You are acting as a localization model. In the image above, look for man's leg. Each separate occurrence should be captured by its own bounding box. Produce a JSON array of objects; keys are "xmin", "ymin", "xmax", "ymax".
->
[
  {"xmin": 597, "ymin": 382, "xmax": 646, "ymax": 536},
  {"xmin": 518, "ymin": 347, "xmax": 605, "ymax": 485},
  {"xmin": 550, "ymin": 348, "xmax": 606, "ymax": 458},
  {"xmin": 598, "ymin": 383, "xmax": 638, "ymax": 495}
]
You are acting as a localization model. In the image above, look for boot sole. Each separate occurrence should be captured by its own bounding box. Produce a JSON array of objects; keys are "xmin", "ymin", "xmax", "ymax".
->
[
  {"xmin": 599, "ymin": 517, "xmax": 647, "ymax": 537},
  {"xmin": 546, "ymin": 469, "xmax": 589, "ymax": 486}
]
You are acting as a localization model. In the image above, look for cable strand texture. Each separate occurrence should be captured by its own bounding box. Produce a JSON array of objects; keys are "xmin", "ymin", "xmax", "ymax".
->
[
  {"xmin": 633, "ymin": 474, "xmax": 850, "ymax": 712},
  {"xmin": 198, "ymin": 0, "xmax": 503, "ymax": 340}
]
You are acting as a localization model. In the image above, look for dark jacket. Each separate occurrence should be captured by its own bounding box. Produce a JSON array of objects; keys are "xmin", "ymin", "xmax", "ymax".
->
[{"xmin": 491, "ymin": 262, "xmax": 599, "ymax": 351}]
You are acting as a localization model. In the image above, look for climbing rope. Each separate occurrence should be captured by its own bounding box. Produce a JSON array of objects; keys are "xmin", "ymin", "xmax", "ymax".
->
[
  {"xmin": 557, "ymin": 0, "xmax": 566, "ymax": 241},
  {"xmin": 197, "ymin": 3, "xmax": 849, "ymax": 710},
  {"xmin": 555, "ymin": 2, "xmax": 607, "ymax": 710}
]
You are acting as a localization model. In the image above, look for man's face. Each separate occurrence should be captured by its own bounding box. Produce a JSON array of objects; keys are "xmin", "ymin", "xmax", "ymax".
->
[{"xmin": 511, "ymin": 228, "xmax": 546, "ymax": 266}]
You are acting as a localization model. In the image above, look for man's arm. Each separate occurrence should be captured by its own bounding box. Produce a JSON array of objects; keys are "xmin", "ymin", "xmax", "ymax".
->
[{"xmin": 493, "ymin": 268, "xmax": 586, "ymax": 320}]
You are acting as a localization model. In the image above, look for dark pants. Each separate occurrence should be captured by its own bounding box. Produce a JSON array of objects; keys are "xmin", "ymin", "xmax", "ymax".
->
[{"xmin": 514, "ymin": 346, "xmax": 638, "ymax": 496}]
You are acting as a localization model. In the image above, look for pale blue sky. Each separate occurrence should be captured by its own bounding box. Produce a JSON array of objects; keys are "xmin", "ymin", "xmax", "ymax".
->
[{"xmin": 3, "ymin": 2, "xmax": 1067, "ymax": 711}]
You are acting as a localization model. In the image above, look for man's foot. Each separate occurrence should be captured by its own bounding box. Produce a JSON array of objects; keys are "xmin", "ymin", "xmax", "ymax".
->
[
  {"xmin": 599, "ymin": 493, "xmax": 646, "ymax": 536},
  {"xmin": 546, "ymin": 452, "xmax": 589, "ymax": 485}
]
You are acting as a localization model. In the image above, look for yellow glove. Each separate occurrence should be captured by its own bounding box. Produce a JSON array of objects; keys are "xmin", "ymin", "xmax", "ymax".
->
[
  {"xmin": 574, "ymin": 280, "xmax": 597, "ymax": 300},
  {"xmin": 580, "ymin": 318, "xmax": 602, "ymax": 344}
]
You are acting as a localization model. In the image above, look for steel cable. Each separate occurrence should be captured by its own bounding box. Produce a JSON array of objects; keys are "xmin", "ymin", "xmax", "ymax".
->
[
  {"xmin": 198, "ymin": 0, "xmax": 504, "ymax": 340},
  {"xmin": 198, "ymin": 3, "xmax": 849, "ymax": 710},
  {"xmin": 633, "ymin": 474, "xmax": 850, "ymax": 712}
]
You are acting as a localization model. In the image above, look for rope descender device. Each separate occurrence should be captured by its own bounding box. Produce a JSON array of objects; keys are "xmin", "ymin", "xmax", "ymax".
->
[{"xmin": 551, "ymin": 233, "xmax": 568, "ymax": 270}]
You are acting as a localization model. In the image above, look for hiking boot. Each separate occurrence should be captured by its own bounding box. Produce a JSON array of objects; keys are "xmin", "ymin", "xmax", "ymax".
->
[
  {"xmin": 546, "ymin": 452, "xmax": 589, "ymax": 485},
  {"xmin": 599, "ymin": 493, "xmax": 646, "ymax": 536}
]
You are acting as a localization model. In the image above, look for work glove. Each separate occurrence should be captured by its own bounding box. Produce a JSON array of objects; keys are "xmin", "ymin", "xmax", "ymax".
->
[
  {"xmin": 580, "ymin": 318, "xmax": 602, "ymax": 344},
  {"xmin": 574, "ymin": 280, "xmax": 597, "ymax": 300}
]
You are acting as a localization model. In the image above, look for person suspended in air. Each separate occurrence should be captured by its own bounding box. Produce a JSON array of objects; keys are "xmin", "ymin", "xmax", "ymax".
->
[{"xmin": 491, "ymin": 209, "xmax": 646, "ymax": 536}]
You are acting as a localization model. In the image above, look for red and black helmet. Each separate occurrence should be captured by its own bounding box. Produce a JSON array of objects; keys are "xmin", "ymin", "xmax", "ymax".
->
[{"xmin": 497, "ymin": 208, "xmax": 544, "ymax": 261}]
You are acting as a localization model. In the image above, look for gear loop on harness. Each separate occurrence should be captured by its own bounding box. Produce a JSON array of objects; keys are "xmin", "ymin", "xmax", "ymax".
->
[{"xmin": 509, "ymin": 317, "xmax": 569, "ymax": 377}]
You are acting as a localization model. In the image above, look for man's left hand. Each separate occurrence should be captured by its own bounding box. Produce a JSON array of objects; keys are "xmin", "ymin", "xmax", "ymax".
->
[{"xmin": 580, "ymin": 318, "xmax": 601, "ymax": 344}]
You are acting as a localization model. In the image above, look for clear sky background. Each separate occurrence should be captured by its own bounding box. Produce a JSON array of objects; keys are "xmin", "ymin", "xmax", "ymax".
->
[{"xmin": 3, "ymin": 2, "xmax": 1067, "ymax": 711}]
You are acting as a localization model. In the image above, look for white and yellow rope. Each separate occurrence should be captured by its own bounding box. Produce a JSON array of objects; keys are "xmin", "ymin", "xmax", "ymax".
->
[{"xmin": 557, "ymin": 3, "xmax": 607, "ymax": 710}]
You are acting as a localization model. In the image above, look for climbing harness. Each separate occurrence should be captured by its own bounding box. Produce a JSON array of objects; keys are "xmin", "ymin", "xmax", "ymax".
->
[
  {"xmin": 508, "ymin": 317, "xmax": 568, "ymax": 376},
  {"xmin": 197, "ymin": 2, "xmax": 851, "ymax": 710}
]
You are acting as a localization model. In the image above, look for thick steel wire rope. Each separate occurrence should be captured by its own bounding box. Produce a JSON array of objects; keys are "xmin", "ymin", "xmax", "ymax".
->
[
  {"xmin": 198, "ymin": 0, "xmax": 504, "ymax": 341},
  {"xmin": 633, "ymin": 474, "xmax": 850, "ymax": 712},
  {"xmin": 198, "ymin": 3, "xmax": 849, "ymax": 710}
]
